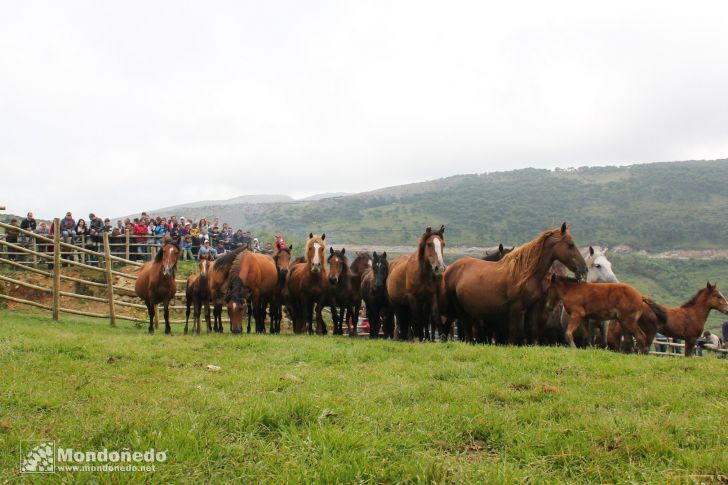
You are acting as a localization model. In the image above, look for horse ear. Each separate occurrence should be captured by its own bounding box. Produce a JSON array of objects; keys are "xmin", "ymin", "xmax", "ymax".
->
[
  {"xmin": 382, "ymin": 251, "xmax": 387, "ymax": 259},
  {"xmin": 288, "ymin": 244, "xmax": 293, "ymax": 251},
  {"xmin": 330, "ymin": 246, "xmax": 334, "ymax": 255},
  {"xmin": 321, "ymin": 233, "xmax": 326, "ymax": 240},
  {"xmin": 561, "ymin": 222, "xmax": 567, "ymax": 234},
  {"xmin": 438, "ymin": 224, "xmax": 445, "ymax": 235},
  {"xmin": 373, "ymin": 251, "xmax": 377, "ymax": 259},
  {"xmin": 341, "ymin": 248, "xmax": 345, "ymax": 255},
  {"xmin": 498, "ymin": 243, "xmax": 504, "ymax": 253},
  {"xmin": 309, "ymin": 233, "xmax": 314, "ymax": 239},
  {"xmin": 589, "ymin": 246, "xmax": 594, "ymax": 256},
  {"xmin": 707, "ymin": 281, "xmax": 714, "ymax": 289}
]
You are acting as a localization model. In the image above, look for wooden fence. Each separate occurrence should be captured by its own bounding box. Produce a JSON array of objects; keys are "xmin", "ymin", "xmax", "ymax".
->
[{"xmin": 0, "ymin": 219, "xmax": 188, "ymax": 326}]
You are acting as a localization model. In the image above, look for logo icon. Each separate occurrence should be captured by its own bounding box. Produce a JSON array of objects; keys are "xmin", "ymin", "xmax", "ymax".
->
[{"xmin": 20, "ymin": 440, "xmax": 55, "ymax": 473}]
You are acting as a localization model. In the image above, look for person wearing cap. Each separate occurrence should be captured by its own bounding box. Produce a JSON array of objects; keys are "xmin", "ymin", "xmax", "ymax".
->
[
  {"xmin": 275, "ymin": 233, "xmax": 286, "ymax": 251},
  {"xmin": 198, "ymin": 239, "xmax": 217, "ymax": 259}
]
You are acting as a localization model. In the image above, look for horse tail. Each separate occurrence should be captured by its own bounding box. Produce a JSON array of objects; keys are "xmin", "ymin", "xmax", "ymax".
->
[{"xmin": 643, "ymin": 298, "xmax": 667, "ymax": 327}]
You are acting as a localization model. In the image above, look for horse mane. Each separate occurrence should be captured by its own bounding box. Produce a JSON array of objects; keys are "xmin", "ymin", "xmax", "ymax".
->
[
  {"xmin": 682, "ymin": 287, "xmax": 708, "ymax": 308},
  {"xmin": 213, "ymin": 245, "xmax": 247, "ymax": 271},
  {"xmin": 226, "ymin": 252, "xmax": 247, "ymax": 304},
  {"xmin": 305, "ymin": 235, "xmax": 327, "ymax": 271},
  {"xmin": 502, "ymin": 227, "xmax": 564, "ymax": 293}
]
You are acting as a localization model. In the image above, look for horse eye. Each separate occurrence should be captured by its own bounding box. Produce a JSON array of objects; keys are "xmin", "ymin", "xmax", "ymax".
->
[{"xmin": 595, "ymin": 264, "xmax": 601, "ymax": 269}]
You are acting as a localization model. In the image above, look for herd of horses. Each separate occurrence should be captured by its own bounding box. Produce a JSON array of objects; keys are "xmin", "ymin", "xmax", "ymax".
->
[{"xmin": 134, "ymin": 223, "xmax": 728, "ymax": 356}]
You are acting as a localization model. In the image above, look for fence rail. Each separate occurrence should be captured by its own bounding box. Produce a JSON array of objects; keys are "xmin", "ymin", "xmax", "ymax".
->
[{"xmin": 0, "ymin": 219, "xmax": 189, "ymax": 327}]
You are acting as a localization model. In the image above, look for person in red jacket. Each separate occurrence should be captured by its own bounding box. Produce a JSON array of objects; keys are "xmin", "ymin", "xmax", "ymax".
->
[{"xmin": 132, "ymin": 218, "xmax": 148, "ymax": 261}]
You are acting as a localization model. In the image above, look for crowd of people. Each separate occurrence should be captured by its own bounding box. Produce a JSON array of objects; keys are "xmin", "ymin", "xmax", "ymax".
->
[{"xmin": 3, "ymin": 211, "xmax": 288, "ymax": 264}]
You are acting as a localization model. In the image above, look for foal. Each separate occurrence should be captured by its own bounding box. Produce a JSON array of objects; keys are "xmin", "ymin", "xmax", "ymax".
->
[
  {"xmin": 185, "ymin": 255, "xmax": 213, "ymax": 335},
  {"xmin": 546, "ymin": 275, "xmax": 648, "ymax": 353}
]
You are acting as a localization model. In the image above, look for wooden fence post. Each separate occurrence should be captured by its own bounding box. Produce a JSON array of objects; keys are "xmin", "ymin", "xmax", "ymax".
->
[
  {"xmin": 80, "ymin": 234, "xmax": 85, "ymax": 265},
  {"xmin": 103, "ymin": 232, "xmax": 116, "ymax": 327},
  {"xmin": 52, "ymin": 217, "xmax": 60, "ymax": 321},
  {"xmin": 125, "ymin": 231, "xmax": 130, "ymax": 260},
  {"xmin": 31, "ymin": 237, "xmax": 37, "ymax": 268}
]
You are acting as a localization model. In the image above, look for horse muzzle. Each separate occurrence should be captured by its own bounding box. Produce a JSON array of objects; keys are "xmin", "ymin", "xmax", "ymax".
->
[
  {"xmin": 432, "ymin": 264, "xmax": 445, "ymax": 276},
  {"xmin": 163, "ymin": 264, "xmax": 175, "ymax": 277},
  {"xmin": 575, "ymin": 266, "xmax": 588, "ymax": 281},
  {"xmin": 311, "ymin": 264, "xmax": 321, "ymax": 273},
  {"xmin": 329, "ymin": 276, "xmax": 338, "ymax": 285}
]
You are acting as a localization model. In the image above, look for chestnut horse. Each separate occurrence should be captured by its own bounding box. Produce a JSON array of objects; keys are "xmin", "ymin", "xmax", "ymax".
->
[
  {"xmin": 387, "ymin": 225, "xmax": 446, "ymax": 341},
  {"xmin": 227, "ymin": 251, "xmax": 279, "ymax": 334},
  {"xmin": 184, "ymin": 255, "xmax": 213, "ymax": 335},
  {"xmin": 135, "ymin": 239, "xmax": 181, "ymax": 334},
  {"xmin": 361, "ymin": 251, "xmax": 393, "ymax": 338},
  {"xmin": 269, "ymin": 245, "xmax": 293, "ymax": 334},
  {"xmin": 610, "ymin": 283, "xmax": 728, "ymax": 356},
  {"xmin": 327, "ymin": 248, "xmax": 357, "ymax": 335},
  {"xmin": 444, "ymin": 223, "xmax": 587, "ymax": 345},
  {"xmin": 207, "ymin": 246, "xmax": 247, "ymax": 333},
  {"xmin": 545, "ymin": 275, "xmax": 648, "ymax": 353},
  {"xmin": 286, "ymin": 233, "xmax": 328, "ymax": 334}
]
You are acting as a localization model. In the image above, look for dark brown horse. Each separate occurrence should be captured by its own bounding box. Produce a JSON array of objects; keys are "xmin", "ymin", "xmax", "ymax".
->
[
  {"xmin": 610, "ymin": 283, "xmax": 728, "ymax": 356},
  {"xmin": 226, "ymin": 251, "xmax": 279, "ymax": 334},
  {"xmin": 349, "ymin": 251, "xmax": 373, "ymax": 334},
  {"xmin": 387, "ymin": 225, "xmax": 446, "ymax": 341},
  {"xmin": 184, "ymin": 255, "xmax": 213, "ymax": 335},
  {"xmin": 545, "ymin": 275, "xmax": 648, "ymax": 353},
  {"xmin": 482, "ymin": 244, "xmax": 514, "ymax": 262},
  {"xmin": 327, "ymin": 247, "xmax": 358, "ymax": 335},
  {"xmin": 269, "ymin": 245, "xmax": 293, "ymax": 334},
  {"xmin": 443, "ymin": 223, "xmax": 587, "ymax": 345},
  {"xmin": 135, "ymin": 239, "xmax": 181, "ymax": 334},
  {"xmin": 286, "ymin": 233, "xmax": 328, "ymax": 334},
  {"xmin": 207, "ymin": 246, "xmax": 248, "ymax": 333},
  {"xmin": 361, "ymin": 251, "xmax": 393, "ymax": 338}
]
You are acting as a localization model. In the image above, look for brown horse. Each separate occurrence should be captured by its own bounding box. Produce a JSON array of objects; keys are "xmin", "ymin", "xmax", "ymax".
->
[
  {"xmin": 444, "ymin": 223, "xmax": 587, "ymax": 345},
  {"xmin": 327, "ymin": 248, "xmax": 358, "ymax": 335},
  {"xmin": 135, "ymin": 239, "xmax": 181, "ymax": 334},
  {"xmin": 269, "ymin": 245, "xmax": 293, "ymax": 334},
  {"xmin": 361, "ymin": 251, "xmax": 393, "ymax": 338},
  {"xmin": 208, "ymin": 246, "xmax": 248, "ymax": 333},
  {"xmin": 184, "ymin": 255, "xmax": 213, "ymax": 335},
  {"xmin": 387, "ymin": 225, "xmax": 446, "ymax": 341},
  {"xmin": 349, "ymin": 252, "xmax": 373, "ymax": 333},
  {"xmin": 226, "ymin": 251, "xmax": 279, "ymax": 334},
  {"xmin": 545, "ymin": 275, "xmax": 648, "ymax": 353},
  {"xmin": 286, "ymin": 233, "xmax": 328, "ymax": 334},
  {"xmin": 610, "ymin": 283, "xmax": 728, "ymax": 356}
]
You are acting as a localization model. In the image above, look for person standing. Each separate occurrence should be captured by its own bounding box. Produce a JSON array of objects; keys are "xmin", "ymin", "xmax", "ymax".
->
[{"xmin": 5, "ymin": 219, "xmax": 20, "ymax": 261}]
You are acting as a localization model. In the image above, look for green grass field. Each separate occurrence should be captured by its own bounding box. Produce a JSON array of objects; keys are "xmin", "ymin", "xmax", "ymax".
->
[{"xmin": 1, "ymin": 312, "xmax": 726, "ymax": 483}]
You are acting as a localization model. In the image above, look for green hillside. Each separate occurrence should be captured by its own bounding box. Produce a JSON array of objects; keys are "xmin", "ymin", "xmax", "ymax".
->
[{"xmin": 178, "ymin": 159, "xmax": 728, "ymax": 250}]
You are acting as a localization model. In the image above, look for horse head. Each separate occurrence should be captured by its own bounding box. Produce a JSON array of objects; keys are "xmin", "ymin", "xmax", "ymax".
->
[
  {"xmin": 703, "ymin": 282, "xmax": 728, "ymax": 314},
  {"xmin": 274, "ymin": 245, "xmax": 292, "ymax": 284},
  {"xmin": 420, "ymin": 225, "xmax": 446, "ymax": 276},
  {"xmin": 157, "ymin": 240, "xmax": 180, "ymax": 277},
  {"xmin": 327, "ymin": 247, "xmax": 348, "ymax": 285},
  {"xmin": 586, "ymin": 246, "xmax": 618, "ymax": 283},
  {"xmin": 549, "ymin": 223, "xmax": 587, "ymax": 280},
  {"xmin": 372, "ymin": 251, "xmax": 389, "ymax": 292},
  {"xmin": 306, "ymin": 233, "xmax": 326, "ymax": 273}
]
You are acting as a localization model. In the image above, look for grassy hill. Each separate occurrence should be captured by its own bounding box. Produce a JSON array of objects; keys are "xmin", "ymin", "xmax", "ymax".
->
[
  {"xmin": 1, "ymin": 313, "xmax": 726, "ymax": 483},
  {"xmin": 163, "ymin": 159, "xmax": 728, "ymax": 250}
]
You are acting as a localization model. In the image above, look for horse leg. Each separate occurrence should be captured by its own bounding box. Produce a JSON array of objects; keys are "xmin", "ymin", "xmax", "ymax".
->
[
  {"xmin": 508, "ymin": 304, "xmax": 526, "ymax": 345},
  {"xmin": 164, "ymin": 302, "xmax": 171, "ymax": 335},
  {"xmin": 204, "ymin": 300, "xmax": 211, "ymax": 334},
  {"xmin": 618, "ymin": 312, "xmax": 647, "ymax": 354},
  {"xmin": 194, "ymin": 300, "xmax": 202, "ymax": 335},
  {"xmin": 684, "ymin": 336, "xmax": 697, "ymax": 357},
  {"xmin": 147, "ymin": 303, "xmax": 155, "ymax": 334},
  {"xmin": 330, "ymin": 305, "xmax": 340, "ymax": 335},
  {"xmin": 184, "ymin": 298, "xmax": 191, "ymax": 335},
  {"xmin": 246, "ymin": 296, "xmax": 252, "ymax": 334},
  {"xmin": 564, "ymin": 312, "xmax": 584, "ymax": 348},
  {"xmin": 316, "ymin": 301, "xmax": 327, "ymax": 335},
  {"xmin": 369, "ymin": 304, "xmax": 380, "ymax": 339}
]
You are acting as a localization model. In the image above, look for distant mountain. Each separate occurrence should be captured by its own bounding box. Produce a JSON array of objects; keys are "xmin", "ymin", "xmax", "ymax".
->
[
  {"xmin": 131, "ymin": 159, "xmax": 728, "ymax": 250},
  {"xmin": 140, "ymin": 194, "xmax": 293, "ymax": 215},
  {"xmin": 300, "ymin": 192, "xmax": 351, "ymax": 201}
]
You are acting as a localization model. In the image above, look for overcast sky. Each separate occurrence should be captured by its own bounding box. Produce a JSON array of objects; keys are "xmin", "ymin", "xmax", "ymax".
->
[{"xmin": 2, "ymin": 1, "xmax": 728, "ymax": 219}]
